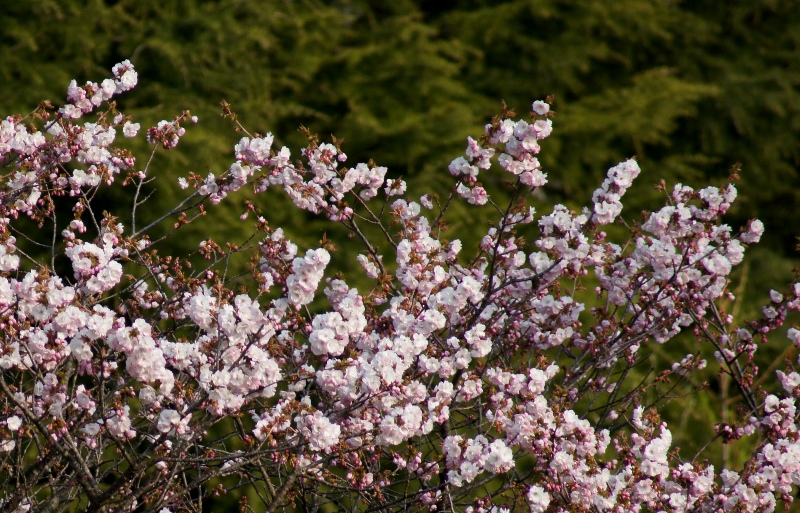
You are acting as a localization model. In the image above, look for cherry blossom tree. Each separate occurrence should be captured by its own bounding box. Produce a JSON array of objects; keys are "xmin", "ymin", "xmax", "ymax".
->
[{"xmin": 0, "ymin": 62, "xmax": 798, "ymax": 513}]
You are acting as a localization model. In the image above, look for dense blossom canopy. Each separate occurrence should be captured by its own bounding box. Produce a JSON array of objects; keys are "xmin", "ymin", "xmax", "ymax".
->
[{"xmin": 0, "ymin": 62, "xmax": 798, "ymax": 513}]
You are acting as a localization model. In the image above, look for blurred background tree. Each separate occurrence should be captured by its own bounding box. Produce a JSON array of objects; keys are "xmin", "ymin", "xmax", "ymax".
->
[
  {"xmin": 1, "ymin": 0, "xmax": 799, "ymax": 508},
  {"xmin": 3, "ymin": 0, "xmax": 797, "ymax": 291}
]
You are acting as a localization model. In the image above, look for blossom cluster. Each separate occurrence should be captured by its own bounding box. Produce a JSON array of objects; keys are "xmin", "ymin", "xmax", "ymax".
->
[{"xmin": 0, "ymin": 62, "xmax": 799, "ymax": 513}]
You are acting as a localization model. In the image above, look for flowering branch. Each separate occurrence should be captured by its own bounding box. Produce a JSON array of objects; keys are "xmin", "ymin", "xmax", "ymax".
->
[{"xmin": 0, "ymin": 61, "xmax": 797, "ymax": 513}]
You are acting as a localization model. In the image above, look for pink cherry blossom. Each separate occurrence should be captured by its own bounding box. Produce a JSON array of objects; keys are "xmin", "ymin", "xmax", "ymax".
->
[{"xmin": 2, "ymin": 61, "xmax": 799, "ymax": 513}]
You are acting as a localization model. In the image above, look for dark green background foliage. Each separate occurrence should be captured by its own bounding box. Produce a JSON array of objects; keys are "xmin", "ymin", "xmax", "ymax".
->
[
  {"xmin": 1, "ymin": 0, "xmax": 799, "ymax": 508},
  {"xmin": 2, "ymin": 0, "xmax": 798, "ymax": 285}
]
